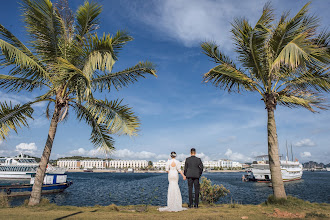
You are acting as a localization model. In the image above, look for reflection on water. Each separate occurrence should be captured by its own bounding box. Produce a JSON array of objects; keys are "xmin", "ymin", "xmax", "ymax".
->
[{"xmin": 2, "ymin": 171, "xmax": 329, "ymax": 207}]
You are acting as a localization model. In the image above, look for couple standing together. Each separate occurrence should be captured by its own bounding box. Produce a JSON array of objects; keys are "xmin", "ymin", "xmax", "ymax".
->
[{"xmin": 159, "ymin": 148, "xmax": 204, "ymax": 212}]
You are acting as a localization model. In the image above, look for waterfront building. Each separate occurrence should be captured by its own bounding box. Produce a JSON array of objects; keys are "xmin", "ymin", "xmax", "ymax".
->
[
  {"xmin": 57, "ymin": 159, "xmax": 148, "ymax": 169},
  {"xmin": 105, "ymin": 160, "xmax": 148, "ymax": 169},
  {"xmin": 153, "ymin": 160, "xmax": 167, "ymax": 169},
  {"xmin": 57, "ymin": 159, "xmax": 81, "ymax": 170}
]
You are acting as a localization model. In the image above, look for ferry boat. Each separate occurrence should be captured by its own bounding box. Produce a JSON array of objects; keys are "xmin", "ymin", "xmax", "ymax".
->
[
  {"xmin": 0, "ymin": 154, "xmax": 66, "ymax": 179},
  {"xmin": 249, "ymin": 155, "xmax": 303, "ymax": 182},
  {"xmin": 0, "ymin": 173, "xmax": 73, "ymax": 197}
]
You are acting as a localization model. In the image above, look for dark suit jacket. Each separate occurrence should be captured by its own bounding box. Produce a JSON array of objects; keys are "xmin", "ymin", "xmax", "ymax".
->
[{"xmin": 184, "ymin": 156, "xmax": 203, "ymax": 178}]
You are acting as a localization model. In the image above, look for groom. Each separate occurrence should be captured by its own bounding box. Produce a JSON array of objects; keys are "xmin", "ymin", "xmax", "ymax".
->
[{"xmin": 184, "ymin": 148, "xmax": 203, "ymax": 208}]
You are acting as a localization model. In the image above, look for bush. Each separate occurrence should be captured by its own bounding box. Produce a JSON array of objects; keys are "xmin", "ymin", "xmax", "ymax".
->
[
  {"xmin": 0, "ymin": 192, "xmax": 10, "ymax": 208},
  {"xmin": 199, "ymin": 177, "xmax": 230, "ymax": 204}
]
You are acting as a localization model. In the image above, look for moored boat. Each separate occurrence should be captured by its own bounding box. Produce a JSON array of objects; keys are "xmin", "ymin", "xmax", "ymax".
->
[
  {"xmin": 0, "ymin": 154, "xmax": 65, "ymax": 179},
  {"xmin": 0, "ymin": 173, "xmax": 73, "ymax": 197},
  {"xmin": 248, "ymin": 155, "xmax": 303, "ymax": 182}
]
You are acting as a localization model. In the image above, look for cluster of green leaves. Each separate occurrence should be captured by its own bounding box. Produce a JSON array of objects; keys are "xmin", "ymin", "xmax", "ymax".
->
[
  {"xmin": 0, "ymin": 102, "xmax": 33, "ymax": 140},
  {"xmin": 0, "ymin": 0, "xmax": 156, "ymax": 151},
  {"xmin": 199, "ymin": 177, "xmax": 230, "ymax": 204},
  {"xmin": 201, "ymin": 2, "xmax": 329, "ymax": 111}
]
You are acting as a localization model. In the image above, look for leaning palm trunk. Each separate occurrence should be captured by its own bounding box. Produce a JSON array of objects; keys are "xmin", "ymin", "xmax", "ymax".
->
[
  {"xmin": 28, "ymin": 107, "xmax": 60, "ymax": 206},
  {"xmin": 267, "ymin": 109, "xmax": 286, "ymax": 199}
]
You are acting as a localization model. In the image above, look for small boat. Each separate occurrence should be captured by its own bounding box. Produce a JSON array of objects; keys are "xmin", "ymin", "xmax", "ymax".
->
[
  {"xmin": 248, "ymin": 155, "xmax": 303, "ymax": 182},
  {"xmin": 0, "ymin": 173, "xmax": 72, "ymax": 197},
  {"xmin": 83, "ymin": 168, "xmax": 93, "ymax": 172},
  {"xmin": 326, "ymin": 167, "xmax": 330, "ymax": 172}
]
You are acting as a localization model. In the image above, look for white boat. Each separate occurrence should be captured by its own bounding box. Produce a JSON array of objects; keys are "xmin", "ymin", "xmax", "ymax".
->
[
  {"xmin": 326, "ymin": 167, "xmax": 330, "ymax": 172},
  {"xmin": 0, "ymin": 154, "xmax": 65, "ymax": 179},
  {"xmin": 250, "ymin": 155, "xmax": 303, "ymax": 182}
]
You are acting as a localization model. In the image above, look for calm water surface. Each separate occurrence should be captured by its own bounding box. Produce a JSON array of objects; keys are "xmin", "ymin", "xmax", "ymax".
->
[{"xmin": 6, "ymin": 171, "xmax": 330, "ymax": 206}]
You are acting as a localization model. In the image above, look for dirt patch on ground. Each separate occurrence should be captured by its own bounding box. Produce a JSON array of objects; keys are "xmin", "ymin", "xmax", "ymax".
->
[{"xmin": 268, "ymin": 208, "xmax": 305, "ymax": 219}]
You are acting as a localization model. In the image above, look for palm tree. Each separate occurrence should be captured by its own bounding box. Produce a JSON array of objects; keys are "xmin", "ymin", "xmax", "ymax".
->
[
  {"xmin": 201, "ymin": 2, "xmax": 329, "ymax": 199},
  {"xmin": 0, "ymin": 101, "xmax": 34, "ymax": 140},
  {"xmin": 0, "ymin": 0, "xmax": 156, "ymax": 205}
]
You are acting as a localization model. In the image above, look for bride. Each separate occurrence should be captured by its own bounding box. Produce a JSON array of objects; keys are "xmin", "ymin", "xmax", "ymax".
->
[{"xmin": 159, "ymin": 152, "xmax": 187, "ymax": 212}]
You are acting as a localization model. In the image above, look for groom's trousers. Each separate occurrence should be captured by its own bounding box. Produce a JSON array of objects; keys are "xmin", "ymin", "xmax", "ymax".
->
[{"xmin": 188, "ymin": 178, "xmax": 200, "ymax": 206}]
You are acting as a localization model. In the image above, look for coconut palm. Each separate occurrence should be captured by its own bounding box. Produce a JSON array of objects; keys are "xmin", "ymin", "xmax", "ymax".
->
[
  {"xmin": 201, "ymin": 2, "xmax": 329, "ymax": 199},
  {"xmin": 0, "ymin": 101, "xmax": 34, "ymax": 140},
  {"xmin": 0, "ymin": 0, "xmax": 156, "ymax": 205}
]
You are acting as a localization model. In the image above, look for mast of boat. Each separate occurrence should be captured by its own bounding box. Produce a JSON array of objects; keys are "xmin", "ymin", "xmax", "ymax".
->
[
  {"xmin": 286, "ymin": 140, "xmax": 289, "ymax": 161},
  {"xmin": 291, "ymin": 143, "xmax": 293, "ymax": 161}
]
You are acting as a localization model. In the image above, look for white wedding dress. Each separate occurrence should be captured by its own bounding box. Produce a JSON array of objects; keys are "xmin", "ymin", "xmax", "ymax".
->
[{"xmin": 158, "ymin": 159, "xmax": 187, "ymax": 212}]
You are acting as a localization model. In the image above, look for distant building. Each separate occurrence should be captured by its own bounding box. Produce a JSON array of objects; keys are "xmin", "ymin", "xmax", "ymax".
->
[
  {"xmin": 202, "ymin": 159, "xmax": 243, "ymax": 169},
  {"xmin": 57, "ymin": 159, "xmax": 148, "ymax": 169},
  {"xmin": 153, "ymin": 160, "xmax": 167, "ymax": 169},
  {"xmin": 57, "ymin": 159, "xmax": 81, "ymax": 170}
]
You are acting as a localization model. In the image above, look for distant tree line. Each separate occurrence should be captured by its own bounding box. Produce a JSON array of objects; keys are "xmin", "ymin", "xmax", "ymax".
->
[{"xmin": 303, "ymin": 161, "xmax": 330, "ymax": 169}]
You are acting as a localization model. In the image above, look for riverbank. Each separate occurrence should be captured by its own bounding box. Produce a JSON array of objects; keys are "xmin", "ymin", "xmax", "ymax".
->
[{"xmin": 0, "ymin": 198, "xmax": 329, "ymax": 219}]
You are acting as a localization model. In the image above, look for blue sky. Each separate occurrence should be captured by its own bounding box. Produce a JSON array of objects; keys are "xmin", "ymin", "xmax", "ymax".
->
[{"xmin": 0, "ymin": 0, "xmax": 329, "ymax": 163}]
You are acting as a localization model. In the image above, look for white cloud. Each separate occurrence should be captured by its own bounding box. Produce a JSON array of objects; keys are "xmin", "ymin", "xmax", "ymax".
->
[
  {"xmin": 224, "ymin": 149, "xmax": 252, "ymax": 162},
  {"xmin": 130, "ymin": 0, "xmax": 263, "ymax": 47},
  {"xmin": 15, "ymin": 143, "xmax": 37, "ymax": 154},
  {"xmin": 294, "ymin": 139, "xmax": 316, "ymax": 147},
  {"xmin": 300, "ymin": 151, "xmax": 312, "ymax": 158}
]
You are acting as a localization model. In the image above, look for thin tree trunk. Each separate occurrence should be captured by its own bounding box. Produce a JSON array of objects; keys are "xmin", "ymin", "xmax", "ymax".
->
[
  {"xmin": 267, "ymin": 108, "xmax": 287, "ymax": 199},
  {"xmin": 28, "ymin": 107, "xmax": 60, "ymax": 206}
]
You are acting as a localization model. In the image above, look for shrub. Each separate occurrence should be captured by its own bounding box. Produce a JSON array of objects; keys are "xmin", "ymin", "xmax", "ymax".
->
[{"xmin": 199, "ymin": 177, "xmax": 230, "ymax": 204}]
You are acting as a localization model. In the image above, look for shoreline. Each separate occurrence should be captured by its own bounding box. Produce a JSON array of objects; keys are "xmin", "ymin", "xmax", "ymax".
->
[{"xmin": 66, "ymin": 169, "xmax": 245, "ymax": 173}]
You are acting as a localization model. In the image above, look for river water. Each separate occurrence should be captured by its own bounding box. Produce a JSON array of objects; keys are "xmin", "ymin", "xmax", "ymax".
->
[{"xmin": 6, "ymin": 171, "xmax": 330, "ymax": 206}]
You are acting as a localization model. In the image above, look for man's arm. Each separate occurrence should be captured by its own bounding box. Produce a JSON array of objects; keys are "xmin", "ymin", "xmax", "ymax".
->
[
  {"xmin": 184, "ymin": 159, "xmax": 188, "ymax": 176},
  {"xmin": 199, "ymin": 158, "xmax": 204, "ymax": 175}
]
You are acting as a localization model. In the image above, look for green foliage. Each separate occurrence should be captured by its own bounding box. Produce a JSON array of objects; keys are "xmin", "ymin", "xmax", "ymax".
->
[
  {"xmin": 199, "ymin": 177, "xmax": 230, "ymax": 204},
  {"xmin": 0, "ymin": 192, "xmax": 9, "ymax": 208},
  {"xmin": 0, "ymin": 0, "xmax": 157, "ymax": 150},
  {"xmin": 201, "ymin": 2, "xmax": 330, "ymax": 112},
  {"xmin": 0, "ymin": 101, "xmax": 33, "ymax": 140}
]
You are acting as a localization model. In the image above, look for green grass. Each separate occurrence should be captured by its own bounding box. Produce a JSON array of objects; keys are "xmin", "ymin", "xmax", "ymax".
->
[{"xmin": 0, "ymin": 197, "xmax": 328, "ymax": 219}]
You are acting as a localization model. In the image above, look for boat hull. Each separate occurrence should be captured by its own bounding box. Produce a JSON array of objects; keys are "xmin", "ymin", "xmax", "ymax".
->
[{"xmin": 0, "ymin": 181, "xmax": 73, "ymax": 197}]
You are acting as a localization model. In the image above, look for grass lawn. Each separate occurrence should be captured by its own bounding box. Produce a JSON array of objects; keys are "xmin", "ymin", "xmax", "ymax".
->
[{"xmin": 0, "ymin": 197, "xmax": 329, "ymax": 220}]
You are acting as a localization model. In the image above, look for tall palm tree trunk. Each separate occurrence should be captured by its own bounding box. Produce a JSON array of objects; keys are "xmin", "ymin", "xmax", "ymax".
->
[
  {"xmin": 267, "ymin": 108, "xmax": 287, "ymax": 199},
  {"xmin": 28, "ymin": 106, "xmax": 60, "ymax": 206}
]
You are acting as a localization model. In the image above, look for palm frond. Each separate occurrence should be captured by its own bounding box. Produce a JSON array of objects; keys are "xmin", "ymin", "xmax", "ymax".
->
[
  {"xmin": 87, "ymin": 99, "xmax": 140, "ymax": 136},
  {"xmin": 230, "ymin": 2, "xmax": 274, "ymax": 87},
  {"xmin": 73, "ymin": 102, "xmax": 115, "ymax": 152},
  {"xmin": 0, "ymin": 101, "xmax": 34, "ymax": 140},
  {"xmin": 201, "ymin": 42, "xmax": 262, "ymax": 93},
  {"xmin": 0, "ymin": 39, "xmax": 49, "ymax": 82},
  {"xmin": 278, "ymin": 89, "xmax": 327, "ymax": 112},
  {"xmin": 21, "ymin": 0, "xmax": 62, "ymax": 62},
  {"xmin": 0, "ymin": 74, "xmax": 48, "ymax": 92},
  {"xmin": 92, "ymin": 61, "xmax": 157, "ymax": 92},
  {"xmin": 75, "ymin": 1, "xmax": 102, "ymax": 39}
]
